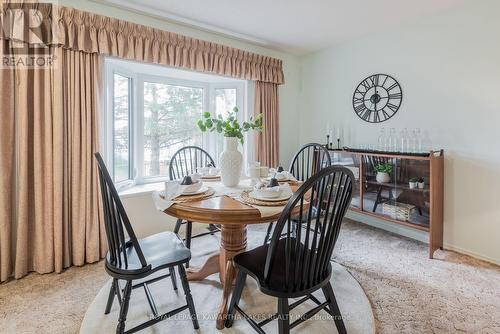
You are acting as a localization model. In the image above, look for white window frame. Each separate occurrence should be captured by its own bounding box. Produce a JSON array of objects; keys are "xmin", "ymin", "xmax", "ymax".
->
[{"xmin": 104, "ymin": 58, "xmax": 249, "ymax": 189}]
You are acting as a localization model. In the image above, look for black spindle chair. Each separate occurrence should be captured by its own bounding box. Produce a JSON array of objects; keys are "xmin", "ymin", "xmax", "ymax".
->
[
  {"xmin": 226, "ymin": 166, "xmax": 354, "ymax": 334},
  {"xmin": 95, "ymin": 153, "xmax": 199, "ymax": 334},
  {"xmin": 263, "ymin": 143, "xmax": 332, "ymax": 244},
  {"xmin": 169, "ymin": 146, "xmax": 220, "ymax": 267}
]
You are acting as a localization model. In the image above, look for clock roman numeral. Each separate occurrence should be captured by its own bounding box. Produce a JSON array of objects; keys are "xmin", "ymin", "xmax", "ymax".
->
[
  {"xmin": 388, "ymin": 92, "xmax": 402, "ymax": 100},
  {"xmin": 361, "ymin": 109, "xmax": 372, "ymax": 121},
  {"xmin": 361, "ymin": 80, "xmax": 371, "ymax": 91},
  {"xmin": 355, "ymin": 104, "xmax": 367, "ymax": 114},
  {"xmin": 382, "ymin": 109, "xmax": 391, "ymax": 119},
  {"xmin": 386, "ymin": 82, "xmax": 398, "ymax": 91},
  {"xmin": 374, "ymin": 111, "xmax": 381, "ymax": 122},
  {"xmin": 370, "ymin": 74, "xmax": 380, "ymax": 86},
  {"xmin": 353, "ymin": 96, "xmax": 364, "ymax": 104},
  {"xmin": 386, "ymin": 102, "xmax": 399, "ymax": 112}
]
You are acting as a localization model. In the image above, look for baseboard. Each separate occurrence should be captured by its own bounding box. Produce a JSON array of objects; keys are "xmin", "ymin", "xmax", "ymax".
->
[
  {"xmin": 442, "ymin": 244, "xmax": 500, "ymax": 266},
  {"xmin": 346, "ymin": 210, "xmax": 500, "ymax": 266}
]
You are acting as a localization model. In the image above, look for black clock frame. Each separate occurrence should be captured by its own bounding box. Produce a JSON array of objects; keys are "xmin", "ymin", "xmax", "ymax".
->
[{"xmin": 352, "ymin": 73, "xmax": 403, "ymax": 123}]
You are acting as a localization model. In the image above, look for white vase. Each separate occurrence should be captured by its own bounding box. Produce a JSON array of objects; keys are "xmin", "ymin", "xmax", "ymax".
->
[
  {"xmin": 219, "ymin": 137, "xmax": 243, "ymax": 187},
  {"xmin": 376, "ymin": 172, "xmax": 391, "ymax": 183}
]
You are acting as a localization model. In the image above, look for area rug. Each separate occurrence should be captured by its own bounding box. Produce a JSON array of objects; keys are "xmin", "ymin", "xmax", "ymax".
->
[{"xmin": 80, "ymin": 231, "xmax": 375, "ymax": 333}]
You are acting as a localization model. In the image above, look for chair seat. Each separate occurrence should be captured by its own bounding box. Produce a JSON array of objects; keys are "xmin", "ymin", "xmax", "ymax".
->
[
  {"xmin": 234, "ymin": 239, "xmax": 330, "ymax": 296},
  {"xmin": 106, "ymin": 231, "xmax": 190, "ymax": 274}
]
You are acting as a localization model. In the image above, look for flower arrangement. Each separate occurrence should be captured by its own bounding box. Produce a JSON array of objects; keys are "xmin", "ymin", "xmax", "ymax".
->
[{"xmin": 197, "ymin": 107, "xmax": 263, "ymax": 144}]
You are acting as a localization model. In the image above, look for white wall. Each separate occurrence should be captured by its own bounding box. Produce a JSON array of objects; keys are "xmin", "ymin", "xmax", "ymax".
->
[
  {"xmin": 59, "ymin": 0, "xmax": 301, "ymax": 235},
  {"xmin": 299, "ymin": 0, "xmax": 500, "ymax": 264}
]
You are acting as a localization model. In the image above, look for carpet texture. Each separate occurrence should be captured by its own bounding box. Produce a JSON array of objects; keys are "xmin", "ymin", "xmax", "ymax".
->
[
  {"xmin": 0, "ymin": 219, "xmax": 499, "ymax": 334},
  {"xmin": 79, "ymin": 229, "xmax": 374, "ymax": 334}
]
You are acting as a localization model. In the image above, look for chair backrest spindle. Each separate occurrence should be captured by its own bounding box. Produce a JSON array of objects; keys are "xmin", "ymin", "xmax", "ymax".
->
[
  {"xmin": 95, "ymin": 153, "xmax": 148, "ymax": 271},
  {"xmin": 263, "ymin": 166, "xmax": 354, "ymax": 293},
  {"xmin": 169, "ymin": 146, "xmax": 215, "ymax": 181},
  {"xmin": 289, "ymin": 143, "xmax": 332, "ymax": 182}
]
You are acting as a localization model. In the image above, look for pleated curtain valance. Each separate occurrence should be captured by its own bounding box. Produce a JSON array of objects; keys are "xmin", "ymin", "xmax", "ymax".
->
[{"xmin": 0, "ymin": 2, "xmax": 284, "ymax": 84}]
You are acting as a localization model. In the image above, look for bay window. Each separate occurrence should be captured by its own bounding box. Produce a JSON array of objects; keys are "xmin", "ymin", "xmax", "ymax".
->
[{"xmin": 104, "ymin": 58, "xmax": 248, "ymax": 188}]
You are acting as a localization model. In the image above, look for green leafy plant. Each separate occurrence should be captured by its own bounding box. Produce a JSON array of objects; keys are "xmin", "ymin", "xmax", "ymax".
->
[
  {"xmin": 417, "ymin": 177, "xmax": 424, "ymax": 183},
  {"xmin": 197, "ymin": 107, "xmax": 263, "ymax": 144},
  {"xmin": 409, "ymin": 177, "xmax": 419, "ymax": 183},
  {"xmin": 374, "ymin": 163, "xmax": 393, "ymax": 174}
]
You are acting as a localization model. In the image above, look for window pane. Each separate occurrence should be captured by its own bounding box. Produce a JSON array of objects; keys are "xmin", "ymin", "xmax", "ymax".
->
[
  {"xmin": 143, "ymin": 82, "xmax": 204, "ymax": 177},
  {"xmin": 113, "ymin": 74, "xmax": 131, "ymax": 183},
  {"xmin": 215, "ymin": 88, "xmax": 237, "ymax": 117},
  {"xmin": 215, "ymin": 88, "xmax": 237, "ymax": 157}
]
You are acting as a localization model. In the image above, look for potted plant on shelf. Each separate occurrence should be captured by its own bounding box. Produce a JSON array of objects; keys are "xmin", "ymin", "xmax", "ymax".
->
[
  {"xmin": 417, "ymin": 177, "xmax": 425, "ymax": 189},
  {"xmin": 374, "ymin": 163, "xmax": 393, "ymax": 183},
  {"xmin": 197, "ymin": 107, "xmax": 263, "ymax": 186},
  {"xmin": 409, "ymin": 177, "xmax": 418, "ymax": 189}
]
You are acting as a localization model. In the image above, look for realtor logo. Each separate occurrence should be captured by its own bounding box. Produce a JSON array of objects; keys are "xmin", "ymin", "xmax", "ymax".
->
[{"xmin": 0, "ymin": 1, "xmax": 57, "ymax": 69}]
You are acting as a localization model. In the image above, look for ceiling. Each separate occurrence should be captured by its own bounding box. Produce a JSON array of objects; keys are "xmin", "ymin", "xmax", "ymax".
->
[{"xmin": 98, "ymin": 0, "xmax": 465, "ymax": 55}]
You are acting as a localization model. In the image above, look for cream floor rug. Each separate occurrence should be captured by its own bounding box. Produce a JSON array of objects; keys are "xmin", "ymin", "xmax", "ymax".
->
[{"xmin": 80, "ymin": 231, "xmax": 375, "ymax": 333}]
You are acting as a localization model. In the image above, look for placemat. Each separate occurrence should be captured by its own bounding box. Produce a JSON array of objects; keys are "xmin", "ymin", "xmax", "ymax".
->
[
  {"xmin": 239, "ymin": 190, "xmax": 290, "ymax": 207},
  {"xmin": 160, "ymin": 187, "xmax": 215, "ymax": 203}
]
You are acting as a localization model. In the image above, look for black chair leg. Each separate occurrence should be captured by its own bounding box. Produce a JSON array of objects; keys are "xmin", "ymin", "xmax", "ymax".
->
[
  {"xmin": 208, "ymin": 223, "xmax": 217, "ymax": 235},
  {"xmin": 173, "ymin": 218, "xmax": 183, "ymax": 234},
  {"xmin": 105, "ymin": 278, "xmax": 117, "ymax": 314},
  {"xmin": 169, "ymin": 267, "xmax": 178, "ymax": 291},
  {"xmin": 116, "ymin": 280, "xmax": 132, "ymax": 334},
  {"xmin": 178, "ymin": 264, "xmax": 200, "ymax": 330},
  {"xmin": 185, "ymin": 221, "xmax": 193, "ymax": 268},
  {"xmin": 263, "ymin": 222, "xmax": 274, "ymax": 245},
  {"xmin": 322, "ymin": 282, "xmax": 347, "ymax": 334},
  {"xmin": 225, "ymin": 270, "xmax": 247, "ymax": 328},
  {"xmin": 373, "ymin": 186, "xmax": 383, "ymax": 212},
  {"xmin": 277, "ymin": 298, "xmax": 290, "ymax": 334}
]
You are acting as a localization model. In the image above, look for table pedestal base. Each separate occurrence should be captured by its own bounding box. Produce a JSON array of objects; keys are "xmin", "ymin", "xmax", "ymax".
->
[{"xmin": 186, "ymin": 224, "xmax": 247, "ymax": 330}]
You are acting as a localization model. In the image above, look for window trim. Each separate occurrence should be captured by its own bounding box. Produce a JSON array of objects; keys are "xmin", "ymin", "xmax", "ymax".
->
[{"xmin": 104, "ymin": 58, "xmax": 249, "ymax": 189}]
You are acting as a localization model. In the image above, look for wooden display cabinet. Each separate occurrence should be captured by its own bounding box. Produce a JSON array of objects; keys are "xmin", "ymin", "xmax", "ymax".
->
[{"xmin": 328, "ymin": 149, "xmax": 444, "ymax": 258}]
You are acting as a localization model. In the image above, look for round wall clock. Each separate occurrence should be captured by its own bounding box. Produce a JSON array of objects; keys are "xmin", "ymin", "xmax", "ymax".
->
[{"xmin": 352, "ymin": 74, "xmax": 403, "ymax": 123}]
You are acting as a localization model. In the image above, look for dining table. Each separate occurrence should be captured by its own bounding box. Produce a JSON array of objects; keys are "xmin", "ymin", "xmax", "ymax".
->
[{"xmin": 161, "ymin": 178, "xmax": 300, "ymax": 330}]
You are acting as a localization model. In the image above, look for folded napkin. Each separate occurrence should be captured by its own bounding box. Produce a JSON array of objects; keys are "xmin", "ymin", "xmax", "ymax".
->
[{"xmin": 152, "ymin": 175, "xmax": 200, "ymax": 211}]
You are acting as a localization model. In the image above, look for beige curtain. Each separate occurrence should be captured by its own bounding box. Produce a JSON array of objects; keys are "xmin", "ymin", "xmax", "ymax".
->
[
  {"xmin": 0, "ymin": 2, "xmax": 283, "ymax": 281},
  {"xmin": 0, "ymin": 41, "xmax": 15, "ymax": 282},
  {"xmin": 0, "ymin": 39, "xmax": 105, "ymax": 281},
  {"xmin": 254, "ymin": 81, "xmax": 279, "ymax": 167},
  {"xmin": 0, "ymin": 3, "xmax": 284, "ymax": 85}
]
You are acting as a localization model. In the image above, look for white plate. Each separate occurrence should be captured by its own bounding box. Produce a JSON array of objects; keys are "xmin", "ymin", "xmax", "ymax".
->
[
  {"xmin": 249, "ymin": 190, "xmax": 293, "ymax": 202},
  {"xmin": 181, "ymin": 186, "xmax": 209, "ymax": 196}
]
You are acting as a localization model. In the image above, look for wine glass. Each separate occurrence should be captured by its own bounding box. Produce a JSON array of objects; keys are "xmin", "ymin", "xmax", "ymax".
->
[{"xmin": 378, "ymin": 128, "xmax": 386, "ymax": 151}]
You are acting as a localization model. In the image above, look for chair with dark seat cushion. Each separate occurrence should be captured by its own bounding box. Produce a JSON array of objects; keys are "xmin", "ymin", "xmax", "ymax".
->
[
  {"xmin": 169, "ymin": 146, "xmax": 220, "ymax": 266},
  {"xmin": 95, "ymin": 153, "xmax": 199, "ymax": 334},
  {"xmin": 263, "ymin": 143, "xmax": 332, "ymax": 244},
  {"xmin": 226, "ymin": 165, "xmax": 354, "ymax": 334}
]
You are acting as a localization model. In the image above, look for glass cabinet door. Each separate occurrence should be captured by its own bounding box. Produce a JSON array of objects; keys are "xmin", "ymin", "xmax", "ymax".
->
[
  {"xmin": 330, "ymin": 151, "xmax": 361, "ymax": 210},
  {"xmin": 360, "ymin": 154, "xmax": 430, "ymax": 229}
]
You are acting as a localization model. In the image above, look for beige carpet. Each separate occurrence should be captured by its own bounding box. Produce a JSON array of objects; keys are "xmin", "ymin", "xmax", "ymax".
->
[
  {"xmin": 79, "ymin": 230, "xmax": 374, "ymax": 334},
  {"xmin": 0, "ymin": 220, "xmax": 499, "ymax": 334}
]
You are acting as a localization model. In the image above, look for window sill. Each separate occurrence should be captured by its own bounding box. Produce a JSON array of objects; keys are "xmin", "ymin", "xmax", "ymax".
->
[{"xmin": 118, "ymin": 182, "xmax": 164, "ymax": 199}]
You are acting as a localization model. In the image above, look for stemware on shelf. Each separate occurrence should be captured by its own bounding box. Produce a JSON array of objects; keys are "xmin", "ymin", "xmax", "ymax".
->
[{"xmin": 378, "ymin": 128, "xmax": 386, "ymax": 151}]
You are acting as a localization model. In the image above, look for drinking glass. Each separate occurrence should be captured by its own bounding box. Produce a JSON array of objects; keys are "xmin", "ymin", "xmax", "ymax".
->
[
  {"xmin": 378, "ymin": 128, "xmax": 386, "ymax": 151},
  {"xmin": 415, "ymin": 128, "xmax": 422, "ymax": 152},
  {"xmin": 389, "ymin": 128, "xmax": 396, "ymax": 151},
  {"xmin": 400, "ymin": 128, "xmax": 409, "ymax": 152}
]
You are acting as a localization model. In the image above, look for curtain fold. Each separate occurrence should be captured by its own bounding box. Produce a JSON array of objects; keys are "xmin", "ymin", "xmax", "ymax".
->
[
  {"xmin": 0, "ymin": 3, "xmax": 284, "ymax": 84},
  {"xmin": 0, "ymin": 40, "xmax": 15, "ymax": 282},
  {"xmin": 254, "ymin": 81, "xmax": 279, "ymax": 167},
  {"xmin": 0, "ymin": 39, "xmax": 105, "ymax": 281}
]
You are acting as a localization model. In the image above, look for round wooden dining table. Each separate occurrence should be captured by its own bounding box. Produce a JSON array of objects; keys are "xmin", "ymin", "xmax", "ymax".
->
[{"xmin": 164, "ymin": 182, "xmax": 298, "ymax": 329}]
